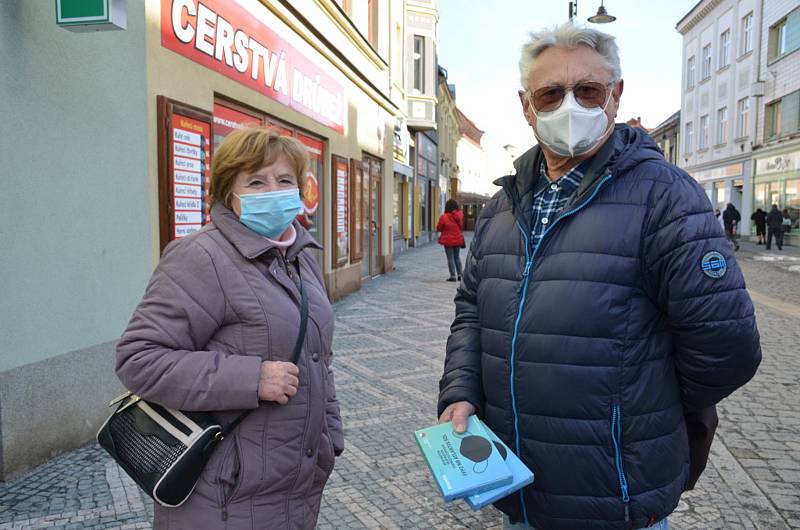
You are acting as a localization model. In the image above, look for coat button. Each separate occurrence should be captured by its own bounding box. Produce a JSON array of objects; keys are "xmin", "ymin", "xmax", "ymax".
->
[
  {"xmin": 312, "ymin": 352, "xmax": 320, "ymax": 362},
  {"xmin": 305, "ymin": 448, "xmax": 314, "ymax": 457}
]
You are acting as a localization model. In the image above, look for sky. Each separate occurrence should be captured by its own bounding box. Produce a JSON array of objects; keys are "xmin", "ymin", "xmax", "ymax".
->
[{"xmin": 437, "ymin": 0, "xmax": 697, "ymax": 151}]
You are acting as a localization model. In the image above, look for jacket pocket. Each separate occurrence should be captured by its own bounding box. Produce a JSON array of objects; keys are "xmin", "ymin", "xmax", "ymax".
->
[
  {"xmin": 217, "ymin": 433, "xmax": 243, "ymax": 521},
  {"xmin": 610, "ymin": 404, "xmax": 631, "ymax": 521}
]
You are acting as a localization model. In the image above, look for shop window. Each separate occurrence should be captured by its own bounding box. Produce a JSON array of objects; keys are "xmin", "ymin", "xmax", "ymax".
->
[
  {"xmin": 719, "ymin": 29, "xmax": 730, "ymax": 68},
  {"xmin": 754, "ymin": 183, "xmax": 767, "ymax": 213},
  {"xmin": 701, "ymin": 44, "xmax": 711, "ymax": 80},
  {"xmin": 741, "ymin": 12, "xmax": 754, "ymax": 56},
  {"xmin": 393, "ymin": 175, "xmax": 403, "ymax": 238},
  {"xmin": 413, "ymin": 35, "xmax": 425, "ymax": 94},
  {"xmin": 769, "ymin": 9, "xmax": 800, "ymax": 61},
  {"xmin": 349, "ymin": 159, "xmax": 363, "ymax": 263},
  {"xmin": 157, "ymin": 96, "xmax": 214, "ymax": 251},
  {"xmin": 332, "ymin": 155, "xmax": 350, "ymax": 267}
]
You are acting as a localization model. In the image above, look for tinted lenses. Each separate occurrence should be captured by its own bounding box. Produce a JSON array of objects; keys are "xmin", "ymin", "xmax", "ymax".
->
[{"xmin": 531, "ymin": 81, "xmax": 610, "ymax": 112}]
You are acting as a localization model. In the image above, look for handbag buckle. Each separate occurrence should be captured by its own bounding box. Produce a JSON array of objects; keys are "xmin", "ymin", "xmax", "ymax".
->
[{"xmin": 108, "ymin": 391, "xmax": 133, "ymax": 407}]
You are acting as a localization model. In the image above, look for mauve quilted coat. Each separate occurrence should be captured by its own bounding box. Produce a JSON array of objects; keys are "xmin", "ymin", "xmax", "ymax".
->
[
  {"xmin": 116, "ymin": 203, "xmax": 343, "ymax": 530},
  {"xmin": 438, "ymin": 125, "xmax": 761, "ymax": 529}
]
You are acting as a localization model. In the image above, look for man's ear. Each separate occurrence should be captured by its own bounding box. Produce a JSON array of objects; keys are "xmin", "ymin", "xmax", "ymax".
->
[
  {"xmin": 613, "ymin": 79, "xmax": 624, "ymax": 102},
  {"xmin": 518, "ymin": 90, "xmax": 534, "ymax": 126}
]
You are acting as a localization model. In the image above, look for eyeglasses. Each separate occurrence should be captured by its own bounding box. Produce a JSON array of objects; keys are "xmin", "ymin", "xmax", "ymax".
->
[{"xmin": 526, "ymin": 81, "xmax": 615, "ymax": 113}]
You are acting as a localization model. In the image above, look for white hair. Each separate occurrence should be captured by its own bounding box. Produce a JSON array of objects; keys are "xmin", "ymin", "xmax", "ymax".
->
[{"xmin": 519, "ymin": 23, "xmax": 621, "ymax": 90}]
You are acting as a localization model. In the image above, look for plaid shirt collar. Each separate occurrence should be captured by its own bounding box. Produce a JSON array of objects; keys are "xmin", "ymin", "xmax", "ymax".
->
[{"xmin": 534, "ymin": 159, "xmax": 586, "ymax": 199}]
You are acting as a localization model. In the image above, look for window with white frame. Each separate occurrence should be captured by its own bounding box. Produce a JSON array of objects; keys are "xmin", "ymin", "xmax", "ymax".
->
[
  {"xmin": 719, "ymin": 30, "xmax": 730, "ymax": 68},
  {"xmin": 716, "ymin": 107, "xmax": 728, "ymax": 144},
  {"xmin": 741, "ymin": 12, "xmax": 753, "ymax": 55},
  {"xmin": 685, "ymin": 121, "xmax": 693, "ymax": 153},
  {"xmin": 686, "ymin": 56, "xmax": 695, "ymax": 89},
  {"xmin": 700, "ymin": 115, "xmax": 709, "ymax": 149},
  {"xmin": 413, "ymin": 35, "xmax": 425, "ymax": 93},
  {"xmin": 736, "ymin": 97, "xmax": 749, "ymax": 138},
  {"xmin": 702, "ymin": 44, "xmax": 712, "ymax": 79}
]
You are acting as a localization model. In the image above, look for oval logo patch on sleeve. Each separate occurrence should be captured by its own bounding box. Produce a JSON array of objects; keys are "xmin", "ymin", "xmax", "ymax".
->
[{"xmin": 701, "ymin": 251, "xmax": 727, "ymax": 279}]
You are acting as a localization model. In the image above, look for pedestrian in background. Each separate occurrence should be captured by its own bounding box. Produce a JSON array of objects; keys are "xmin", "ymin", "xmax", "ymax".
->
[
  {"xmin": 437, "ymin": 198, "xmax": 466, "ymax": 282},
  {"xmin": 783, "ymin": 208, "xmax": 793, "ymax": 234},
  {"xmin": 438, "ymin": 23, "xmax": 760, "ymax": 530},
  {"xmin": 751, "ymin": 207, "xmax": 767, "ymax": 245},
  {"xmin": 767, "ymin": 204, "xmax": 784, "ymax": 250},
  {"xmin": 116, "ymin": 127, "xmax": 343, "ymax": 529},
  {"xmin": 715, "ymin": 208, "xmax": 724, "ymax": 231},
  {"xmin": 723, "ymin": 203, "xmax": 741, "ymax": 251}
]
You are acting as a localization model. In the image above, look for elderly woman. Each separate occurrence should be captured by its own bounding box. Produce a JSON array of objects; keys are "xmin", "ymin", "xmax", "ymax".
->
[{"xmin": 116, "ymin": 127, "xmax": 343, "ymax": 529}]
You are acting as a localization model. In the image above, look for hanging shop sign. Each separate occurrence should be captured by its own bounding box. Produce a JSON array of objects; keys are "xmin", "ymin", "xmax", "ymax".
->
[
  {"xmin": 56, "ymin": 0, "xmax": 127, "ymax": 32},
  {"xmin": 162, "ymin": 0, "xmax": 345, "ymax": 133}
]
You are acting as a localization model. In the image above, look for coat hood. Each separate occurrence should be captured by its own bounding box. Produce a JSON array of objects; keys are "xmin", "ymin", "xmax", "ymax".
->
[{"xmin": 495, "ymin": 124, "xmax": 664, "ymax": 212}]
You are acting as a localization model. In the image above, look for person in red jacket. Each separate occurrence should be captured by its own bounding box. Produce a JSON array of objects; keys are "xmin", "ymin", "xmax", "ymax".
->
[{"xmin": 436, "ymin": 199, "xmax": 466, "ymax": 281}]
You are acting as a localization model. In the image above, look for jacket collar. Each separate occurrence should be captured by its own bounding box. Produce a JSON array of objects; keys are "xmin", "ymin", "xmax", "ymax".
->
[
  {"xmin": 211, "ymin": 203, "xmax": 322, "ymax": 260},
  {"xmin": 495, "ymin": 124, "xmax": 637, "ymax": 214}
]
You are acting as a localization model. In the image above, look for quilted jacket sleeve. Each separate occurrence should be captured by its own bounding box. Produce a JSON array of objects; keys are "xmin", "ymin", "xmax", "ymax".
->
[
  {"xmin": 437, "ymin": 206, "xmax": 493, "ymax": 417},
  {"xmin": 642, "ymin": 170, "xmax": 761, "ymax": 412},
  {"xmin": 116, "ymin": 238, "xmax": 262, "ymax": 412}
]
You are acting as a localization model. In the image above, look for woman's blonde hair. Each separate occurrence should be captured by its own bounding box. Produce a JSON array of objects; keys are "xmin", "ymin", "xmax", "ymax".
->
[{"xmin": 209, "ymin": 127, "xmax": 309, "ymax": 208}]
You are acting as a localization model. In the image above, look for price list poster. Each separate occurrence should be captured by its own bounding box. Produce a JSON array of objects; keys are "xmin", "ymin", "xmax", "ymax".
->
[{"xmin": 171, "ymin": 114, "xmax": 211, "ymax": 238}]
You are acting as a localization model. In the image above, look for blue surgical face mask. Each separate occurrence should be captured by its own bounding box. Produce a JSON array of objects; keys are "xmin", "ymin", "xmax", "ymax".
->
[{"xmin": 234, "ymin": 189, "xmax": 303, "ymax": 239}]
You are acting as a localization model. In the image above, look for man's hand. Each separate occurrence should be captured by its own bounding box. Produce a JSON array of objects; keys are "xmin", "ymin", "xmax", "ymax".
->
[
  {"xmin": 438, "ymin": 401, "xmax": 476, "ymax": 433},
  {"xmin": 258, "ymin": 361, "xmax": 299, "ymax": 405}
]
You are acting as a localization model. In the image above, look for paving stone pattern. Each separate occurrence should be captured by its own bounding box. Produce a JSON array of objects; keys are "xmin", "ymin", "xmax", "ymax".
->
[{"xmin": 1, "ymin": 237, "xmax": 798, "ymax": 529}]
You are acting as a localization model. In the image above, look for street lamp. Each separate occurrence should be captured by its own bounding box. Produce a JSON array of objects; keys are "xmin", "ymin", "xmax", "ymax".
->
[
  {"xmin": 588, "ymin": 1, "xmax": 616, "ymax": 23},
  {"xmin": 570, "ymin": 0, "xmax": 617, "ymax": 24}
]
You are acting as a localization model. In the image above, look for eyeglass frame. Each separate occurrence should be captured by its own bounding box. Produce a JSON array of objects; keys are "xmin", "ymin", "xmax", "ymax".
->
[{"xmin": 522, "ymin": 79, "xmax": 619, "ymax": 114}]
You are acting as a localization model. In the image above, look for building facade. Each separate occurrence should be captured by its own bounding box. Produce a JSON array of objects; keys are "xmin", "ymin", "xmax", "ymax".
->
[
  {"xmin": 403, "ymin": 0, "xmax": 440, "ymax": 246},
  {"xmin": 677, "ymin": 0, "xmax": 762, "ymax": 234},
  {"xmin": 751, "ymin": 0, "xmax": 800, "ymax": 237},
  {"xmin": 0, "ymin": 0, "xmax": 437, "ymax": 479},
  {"xmin": 649, "ymin": 110, "xmax": 682, "ymax": 166},
  {"xmin": 437, "ymin": 67, "xmax": 460, "ymax": 202}
]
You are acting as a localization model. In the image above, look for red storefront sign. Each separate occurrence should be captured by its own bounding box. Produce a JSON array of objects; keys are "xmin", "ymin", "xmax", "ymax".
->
[{"xmin": 162, "ymin": 0, "xmax": 345, "ymax": 133}]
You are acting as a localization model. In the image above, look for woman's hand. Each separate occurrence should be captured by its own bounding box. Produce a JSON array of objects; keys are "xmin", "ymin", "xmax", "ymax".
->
[
  {"xmin": 258, "ymin": 361, "xmax": 299, "ymax": 404},
  {"xmin": 438, "ymin": 401, "xmax": 475, "ymax": 434}
]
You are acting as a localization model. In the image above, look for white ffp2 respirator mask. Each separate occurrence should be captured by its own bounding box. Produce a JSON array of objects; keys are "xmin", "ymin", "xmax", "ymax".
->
[{"xmin": 531, "ymin": 90, "xmax": 612, "ymax": 158}]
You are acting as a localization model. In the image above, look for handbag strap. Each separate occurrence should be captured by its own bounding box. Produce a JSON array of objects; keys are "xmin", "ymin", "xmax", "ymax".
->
[{"xmin": 221, "ymin": 265, "xmax": 308, "ymax": 437}]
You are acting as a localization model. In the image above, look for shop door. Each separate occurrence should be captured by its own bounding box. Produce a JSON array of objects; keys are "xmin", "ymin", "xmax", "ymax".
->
[
  {"xmin": 369, "ymin": 159, "xmax": 382, "ymax": 277},
  {"xmin": 361, "ymin": 160, "xmax": 370, "ymax": 279}
]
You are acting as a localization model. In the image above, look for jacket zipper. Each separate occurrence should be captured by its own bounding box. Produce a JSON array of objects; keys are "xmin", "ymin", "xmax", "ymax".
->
[
  {"xmin": 507, "ymin": 173, "xmax": 613, "ymax": 527},
  {"xmin": 611, "ymin": 404, "xmax": 631, "ymax": 521},
  {"xmin": 219, "ymin": 435, "xmax": 242, "ymax": 521}
]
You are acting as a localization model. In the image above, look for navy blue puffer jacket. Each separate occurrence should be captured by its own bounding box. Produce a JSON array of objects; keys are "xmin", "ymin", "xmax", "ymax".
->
[{"xmin": 438, "ymin": 125, "xmax": 761, "ymax": 530}]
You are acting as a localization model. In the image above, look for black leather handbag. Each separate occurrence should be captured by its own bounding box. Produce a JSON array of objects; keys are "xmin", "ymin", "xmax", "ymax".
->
[{"xmin": 98, "ymin": 272, "xmax": 308, "ymax": 507}]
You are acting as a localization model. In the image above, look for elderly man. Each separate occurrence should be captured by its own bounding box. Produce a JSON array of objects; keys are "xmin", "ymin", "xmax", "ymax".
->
[{"xmin": 437, "ymin": 23, "xmax": 761, "ymax": 530}]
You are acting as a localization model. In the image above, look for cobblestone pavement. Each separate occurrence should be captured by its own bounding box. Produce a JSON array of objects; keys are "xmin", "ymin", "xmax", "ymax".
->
[{"xmin": 1, "ymin": 236, "xmax": 798, "ymax": 529}]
